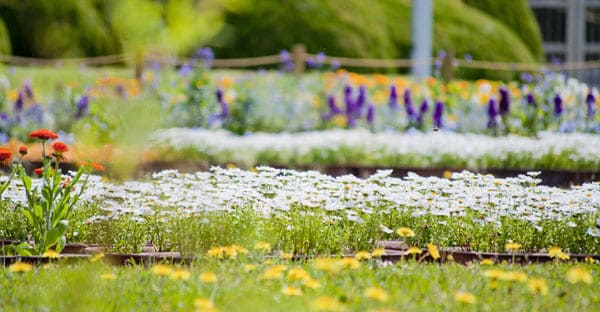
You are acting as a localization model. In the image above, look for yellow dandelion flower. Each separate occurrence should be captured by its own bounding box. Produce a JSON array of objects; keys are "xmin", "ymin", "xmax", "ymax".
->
[
  {"xmin": 427, "ymin": 243, "xmax": 440, "ymax": 260},
  {"xmin": 254, "ymin": 241, "xmax": 271, "ymax": 251},
  {"xmin": 371, "ymin": 248, "xmax": 385, "ymax": 257},
  {"xmin": 313, "ymin": 258, "xmax": 343, "ymax": 274},
  {"xmin": 287, "ymin": 267, "xmax": 311, "ymax": 282},
  {"xmin": 199, "ymin": 272, "xmax": 218, "ymax": 283},
  {"xmin": 443, "ymin": 170, "xmax": 453, "ymax": 179},
  {"xmin": 8, "ymin": 262, "xmax": 33, "ymax": 273},
  {"xmin": 90, "ymin": 252, "xmax": 105, "ymax": 262},
  {"xmin": 100, "ymin": 273, "xmax": 117, "ymax": 280},
  {"xmin": 281, "ymin": 286, "xmax": 303, "ymax": 296},
  {"xmin": 396, "ymin": 227, "xmax": 416, "ymax": 237},
  {"xmin": 244, "ymin": 264, "xmax": 257, "ymax": 273},
  {"xmin": 483, "ymin": 269, "xmax": 505, "ymax": 280},
  {"xmin": 528, "ymin": 278, "xmax": 549, "ymax": 295},
  {"xmin": 566, "ymin": 267, "xmax": 593, "ymax": 284},
  {"xmin": 151, "ymin": 264, "xmax": 172, "ymax": 276},
  {"xmin": 480, "ymin": 258, "xmax": 494, "ymax": 265},
  {"xmin": 548, "ymin": 247, "xmax": 570, "ymax": 261},
  {"xmin": 170, "ymin": 268, "xmax": 191, "ymax": 281},
  {"xmin": 230, "ymin": 244, "xmax": 249, "ymax": 255},
  {"xmin": 454, "ymin": 291, "xmax": 477, "ymax": 304},
  {"xmin": 500, "ymin": 271, "xmax": 528, "ymax": 283},
  {"xmin": 341, "ymin": 258, "xmax": 361, "ymax": 270},
  {"xmin": 446, "ymin": 254, "xmax": 455, "ymax": 262},
  {"xmin": 584, "ymin": 257, "xmax": 596, "ymax": 264},
  {"xmin": 505, "ymin": 242, "xmax": 522, "ymax": 252},
  {"xmin": 312, "ymin": 296, "xmax": 343, "ymax": 311},
  {"xmin": 354, "ymin": 251, "xmax": 372, "ymax": 261},
  {"xmin": 194, "ymin": 298, "xmax": 216, "ymax": 310},
  {"xmin": 303, "ymin": 278, "xmax": 322, "ymax": 289},
  {"xmin": 207, "ymin": 246, "xmax": 225, "ymax": 259},
  {"xmin": 42, "ymin": 250, "xmax": 60, "ymax": 259},
  {"xmin": 407, "ymin": 246, "xmax": 423, "ymax": 255},
  {"xmin": 280, "ymin": 251, "xmax": 293, "ymax": 260},
  {"xmin": 259, "ymin": 265, "xmax": 288, "ymax": 280},
  {"xmin": 364, "ymin": 286, "xmax": 389, "ymax": 302}
]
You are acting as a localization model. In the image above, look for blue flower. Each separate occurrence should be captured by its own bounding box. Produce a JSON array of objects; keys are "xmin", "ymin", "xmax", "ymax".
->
[
  {"xmin": 196, "ymin": 47, "xmax": 214, "ymax": 68},
  {"xmin": 586, "ymin": 92, "xmax": 596, "ymax": 119},
  {"xmin": 498, "ymin": 86, "xmax": 510, "ymax": 115},
  {"xmin": 328, "ymin": 95, "xmax": 342, "ymax": 115},
  {"xmin": 553, "ymin": 93, "xmax": 563, "ymax": 117},
  {"xmin": 366, "ymin": 104, "xmax": 375, "ymax": 125},
  {"xmin": 487, "ymin": 98, "xmax": 498, "ymax": 128},
  {"xmin": 75, "ymin": 95, "xmax": 89, "ymax": 119},
  {"xmin": 525, "ymin": 92, "xmax": 536, "ymax": 107},
  {"xmin": 403, "ymin": 89, "xmax": 416, "ymax": 121}
]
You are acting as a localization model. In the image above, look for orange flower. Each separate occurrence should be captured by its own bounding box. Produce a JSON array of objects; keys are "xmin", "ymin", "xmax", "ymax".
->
[
  {"xmin": 34, "ymin": 168, "xmax": 43, "ymax": 175},
  {"xmin": 51, "ymin": 142, "xmax": 69, "ymax": 154},
  {"xmin": 78, "ymin": 161, "xmax": 106, "ymax": 172},
  {"xmin": 29, "ymin": 129, "xmax": 58, "ymax": 140},
  {"xmin": 18, "ymin": 146, "xmax": 28, "ymax": 156},
  {"xmin": 0, "ymin": 148, "xmax": 12, "ymax": 162}
]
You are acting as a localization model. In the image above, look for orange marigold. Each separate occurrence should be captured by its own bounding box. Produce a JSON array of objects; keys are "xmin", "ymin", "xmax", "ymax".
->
[
  {"xmin": 29, "ymin": 129, "xmax": 58, "ymax": 140},
  {"xmin": 18, "ymin": 146, "xmax": 28, "ymax": 156},
  {"xmin": 51, "ymin": 141, "xmax": 69, "ymax": 153},
  {"xmin": 0, "ymin": 148, "xmax": 12, "ymax": 161}
]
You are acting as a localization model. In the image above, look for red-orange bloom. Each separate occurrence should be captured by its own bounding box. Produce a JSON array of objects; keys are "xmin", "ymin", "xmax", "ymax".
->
[
  {"xmin": 18, "ymin": 146, "xmax": 28, "ymax": 156},
  {"xmin": 0, "ymin": 148, "xmax": 12, "ymax": 161},
  {"xmin": 51, "ymin": 141, "xmax": 69, "ymax": 153},
  {"xmin": 90, "ymin": 162, "xmax": 106, "ymax": 172},
  {"xmin": 34, "ymin": 168, "xmax": 43, "ymax": 175},
  {"xmin": 29, "ymin": 129, "xmax": 58, "ymax": 140}
]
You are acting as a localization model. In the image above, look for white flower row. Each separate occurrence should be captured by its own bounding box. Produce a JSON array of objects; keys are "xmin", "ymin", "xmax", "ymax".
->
[
  {"xmin": 2, "ymin": 167, "xmax": 598, "ymax": 230},
  {"xmin": 148, "ymin": 128, "xmax": 600, "ymax": 169}
]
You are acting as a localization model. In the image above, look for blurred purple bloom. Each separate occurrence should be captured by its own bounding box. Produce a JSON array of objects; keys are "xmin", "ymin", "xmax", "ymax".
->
[
  {"xmin": 586, "ymin": 92, "xmax": 596, "ymax": 119},
  {"xmin": 520, "ymin": 73, "xmax": 534, "ymax": 83},
  {"xmin": 14, "ymin": 92, "xmax": 23, "ymax": 112},
  {"xmin": 23, "ymin": 80, "xmax": 34, "ymax": 99},
  {"xmin": 525, "ymin": 92, "xmax": 536, "ymax": 107},
  {"xmin": 75, "ymin": 95, "xmax": 89, "ymax": 119},
  {"xmin": 437, "ymin": 50, "xmax": 447, "ymax": 59},
  {"xmin": 330, "ymin": 60, "xmax": 341, "ymax": 71},
  {"xmin": 306, "ymin": 57, "xmax": 316, "ymax": 68},
  {"xmin": 328, "ymin": 95, "xmax": 342, "ymax": 114},
  {"xmin": 178, "ymin": 63, "xmax": 193, "ymax": 77},
  {"xmin": 315, "ymin": 51, "xmax": 326, "ymax": 68},
  {"xmin": 434, "ymin": 59, "xmax": 442, "ymax": 70},
  {"xmin": 216, "ymin": 88, "xmax": 228, "ymax": 118},
  {"xmin": 487, "ymin": 98, "xmax": 498, "ymax": 128},
  {"xmin": 433, "ymin": 101, "xmax": 444, "ymax": 128},
  {"xmin": 196, "ymin": 47, "xmax": 214, "ymax": 68},
  {"xmin": 366, "ymin": 104, "xmax": 375, "ymax": 125},
  {"xmin": 280, "ymin": 50, "xmax": 294, "ymax": 71},
  {"xmin": 464, "ymin": 53, "xmax": 472, "ymax": 62},
  {"xmin": 498, "ymin": 87, "xmax": 510, "ymax": 115},
  {"xmin": 216, "ymin": 88, "xmax": 224, "ymax": 103},
  {"xmin": 389, "ymin": 85, "xmax": 399, "ymax": 110},
  {"xmin": 553, "ymin": 93, "xmax": 563, "ymax": 117}
]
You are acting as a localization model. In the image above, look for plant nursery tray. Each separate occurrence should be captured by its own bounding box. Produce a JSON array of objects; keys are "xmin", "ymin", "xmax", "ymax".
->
[
  {"xmin": 103, "ymin": 252, "xmax": 195, "ymax": 266},
  {"xmin": 0, "ymin": 254, "xmax": 91, "ymax": 266}
]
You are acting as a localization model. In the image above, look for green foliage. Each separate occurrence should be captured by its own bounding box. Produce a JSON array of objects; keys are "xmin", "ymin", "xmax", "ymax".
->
[
  {"xmin": 0, "ymin": 17, "xmax": 10, "ymax": 55},
  {"xmin": 463, "ymin": 0, "xmax": 544, "ymax": 61}
]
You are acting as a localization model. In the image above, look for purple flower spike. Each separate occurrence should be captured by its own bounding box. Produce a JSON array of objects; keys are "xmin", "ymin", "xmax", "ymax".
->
[
  {"xmin": 196, "ymin": 47, "xmax": 214, "ymax": 68},
  {"xmin": 499, "ymin": 87, "xmax": 510, "ymax": 115},
  {"xmin": 356, "ymin": 86, "xmax": 366, "ymax": 110},
  {"xmin": 403, "ymin": 89, "xmax": 415, "ymax": 120},
  {"xmin": 216, "ymin": 88, "xmax": 224, "ymax": 103},
  {"xmin": 553, "ymin": 93, "xmax": 563, "ymax": 117},
  {"xmin": 389, "ymin": 85, "xmax": 399, "ymax": 110},
  {"xmin": 75, "ymin": 94, "xmax": 89, "ymax": 119},
  {"xmin": 433, "ymin": 101, "xmax": 444, "ymax": 129},
  {"xmin": 487, "ymin": 98, "xmax": 498, "ymax": 128},
  {"xmin": 417, "ymin": 99, "xmax": 429, "ymax": 124},
  {"xmin": 366, "ymin": 104, "xmax": 375, "ymax": 125},
  {"xmin": 586, "ymin": 92, "xmax": 596, "ymax": 119},
  {"xmin": 344, "ymin": 85, "xmax": 354, "ymax": 115},
  {"xmin": 328, "ymin": 95, "xmax": 342, "ymax": 114}
]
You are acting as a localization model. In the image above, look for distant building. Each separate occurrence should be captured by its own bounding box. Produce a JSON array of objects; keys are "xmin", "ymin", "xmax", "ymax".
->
[{"xmin": 530, "ymin": 0, "xmax": 600, "ymax": 62}]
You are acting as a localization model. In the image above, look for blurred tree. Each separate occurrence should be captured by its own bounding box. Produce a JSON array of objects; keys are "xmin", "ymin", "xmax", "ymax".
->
[
  {"xmin": 463, "ymin": 0, "xmax": 544, "ymax": 61},
  {"xmin": 0, "ymin": 17, "xmax": 10, "ymax": 55},
  {"xmin": 0, "ymin": 0, "xmax": 119, "ymax": 57}
]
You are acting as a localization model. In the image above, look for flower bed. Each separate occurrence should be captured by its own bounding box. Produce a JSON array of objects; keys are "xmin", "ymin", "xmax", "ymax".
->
[{"xmin": 148, "ymin": 128, "xmax": 600, "ymax": 171}]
